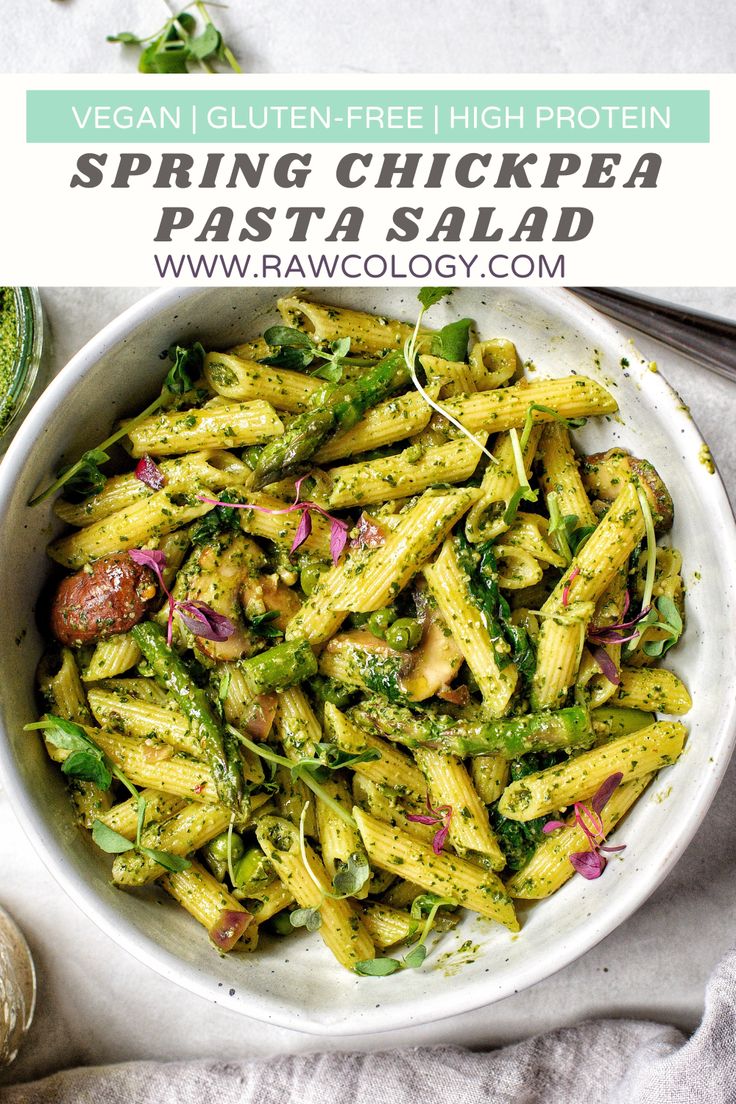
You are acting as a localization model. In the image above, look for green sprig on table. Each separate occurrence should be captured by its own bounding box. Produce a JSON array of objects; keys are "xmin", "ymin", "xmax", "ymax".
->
[{"xmin": 107, "ymin": 2, "xmax": 241, "ymax": 74}]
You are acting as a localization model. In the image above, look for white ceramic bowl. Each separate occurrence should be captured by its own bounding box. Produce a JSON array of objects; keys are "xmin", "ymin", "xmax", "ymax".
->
[{"xmin": 1, "ymin": 287, "xmax": 734, "ymax": 1035}]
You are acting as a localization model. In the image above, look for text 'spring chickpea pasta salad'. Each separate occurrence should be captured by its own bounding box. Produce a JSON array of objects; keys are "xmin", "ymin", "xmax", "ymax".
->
[{"xmin": 27, "ymin": 289, "xmax": 690, "ymax": 975}]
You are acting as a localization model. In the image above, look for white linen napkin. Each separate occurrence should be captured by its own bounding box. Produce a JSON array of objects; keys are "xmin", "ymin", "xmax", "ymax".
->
[{"xmin": 3, "ymin": 945, "xmax": 734, "ymax": 1104}]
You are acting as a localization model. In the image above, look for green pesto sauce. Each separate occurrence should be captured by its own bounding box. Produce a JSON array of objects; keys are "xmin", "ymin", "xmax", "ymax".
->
[{"xmin": 0, "ymin": 287, "xmax": 19, "ymax": 433}]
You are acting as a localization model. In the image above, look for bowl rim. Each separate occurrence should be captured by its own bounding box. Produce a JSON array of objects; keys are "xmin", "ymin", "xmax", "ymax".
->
[{"xmin": 1, "ymin": 285, "xmax": 735, "ymax": 1036}]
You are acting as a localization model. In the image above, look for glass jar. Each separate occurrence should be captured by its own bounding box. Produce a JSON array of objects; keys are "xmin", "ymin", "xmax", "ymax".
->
[
  {"xmin": 0, "ymin": 287, "xmax": 45, "ymax": 453},
  {"xmin": 0, "ymin": 906, "xmax": 36, "ymax": 1067}
]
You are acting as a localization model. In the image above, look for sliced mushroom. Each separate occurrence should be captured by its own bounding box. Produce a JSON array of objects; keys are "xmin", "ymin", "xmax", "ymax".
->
[
  {"xmin": 241, "ymin": 574, "xmax": 302, "ymax": 633},
  {"xmin": 181, "ymin": 533, "xmax": 265, "ymax": 661},
  {"xmin": 582, "ymin": 448, "xmax": 673, "ymax": 533}
]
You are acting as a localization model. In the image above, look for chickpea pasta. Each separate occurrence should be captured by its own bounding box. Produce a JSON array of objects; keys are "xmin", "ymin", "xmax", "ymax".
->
[{"xmin": 30, "ymin": 291, "xmax": 689, "ymax": 975}]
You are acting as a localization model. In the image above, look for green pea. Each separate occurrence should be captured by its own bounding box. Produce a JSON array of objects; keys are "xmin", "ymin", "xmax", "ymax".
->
[
  {"xmin": 385, "ymin": 617, "xmax": 422, "ymax": 651},
  {"xmin": 206, "ymin": 830, "xmax": 245, "ymax": 866},
  {"xmin": 367, "ymin": 607, "xmax": 397, "ymax": 639},
  {"xmin": 233, "ymin": 847, "xmax": 273, "ymax": 891},
  {"xmin": 270, "ymin": 911, "xmax": 296, "ymax": 936},
  {"xmin": 300, "ymin": 561, "xmax": 323, "ymax": 596}
]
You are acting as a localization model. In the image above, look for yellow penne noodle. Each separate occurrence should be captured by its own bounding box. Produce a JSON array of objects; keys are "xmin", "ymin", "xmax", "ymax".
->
[
  {"xmin": 464, "ymin": 426, "xmax": 542, "ymax": 544},
  {"xmin": 498, "ymin": 721, "xmax": 686, "ymax": 821},
  {"xmin": 97, "ymin": 790, "xmax": 188, "ymax": 840},
  {"xmin": 315, "ymin": 392, "xmax": 432, "ymax": 463},
  {"xmin": 237, "ymin": 491, "xmax": 334, "ymax": 559},
  {"xmin": 91, "ymin": 727, "xmax": 217, "ymax": 803},
  {"xmin": 113, "ymin": 802, "xmax": 233, "ymax": 885},
  {"xmin": 502, "ymin": 513, "xmax": 566, "ymax": 569},
  {"xmin": 413, "ymin": 746, "xmax": 506, "ymax": 870},
  {"xmin": 420, "ymin": 354, "xmax": 476, "ymax": 397},
  {"xmin": 468, "ymin": 338, "xmax": 519, "ymax": 390},
  {"xmin": 278, "ymin": 296, "xmax": 420, "ymax": 356},
  {"xmin": 228, "ymin": 337, "xmax": 271, "ymax": 361},
  {"xmin": 472, "ymin": 756, "xmax": 510, "ymax": 806},
  {"xmin": 83, "ymin": 634, "xmax": 142, "ymax": 682},
  {"xmin": 86, "ymin": 687, "xmax": 202, "ymax": 759},
  {"xmin": 323, "ymin": 434, "xmax": 487, "ymax": 510},
  {"xmin": 361, "ymin": 903, "xmax": 418, "ymax": 948},
  {"xmin": 532, "ymin": 481, "xmax": 645, "ymax": 708},
  {"xmin": 40, "ymin": 647, "xmax": 90, "ymax": 723},
  {"xmin": 354, "ymin": 807, "xmax": 519, "ymax": 931},
  {"xmin": 126, "ymin": 399, "xmax": 284, "ymax": 457},
  {"xmin": 615, "ymin": 666, "xmax": 692, "ymax": 715},
  {"xmin": 323, "ymin": 703, "xmax": 426, "ymax": 802},
  {"xmin": 161, "ymin": 861, "xmax": 257, "ymax": 952},
  {"xmin": 54, "ymin": 450, "xmax": 251, "ymax": 528},
  {"xmin": 205, "ymin": 352, "xmax": 321, "ymax": 412},
  {"xmin": 494, "ymin": 544, "xmax": 544, "ymax": 589},
  {"xmin": 315, "ymin": 778, "xmax": 370, "ymax": 899},
  {"xmin": 275, "ymin": 686, "xmax": 322, "ymax": 758},
  {"xmin": 538, "ymin": 423, "xmax": 597, "ymax": 528},
  {"xmin": 424, "ymin": 537, "xmax": 517, "ymax": 715},
  {"xmin": 443, "ymin": 376, "xmax": 617, "ymax": 436},
  {"xmin": 256, "ymin": 814, "xmax": 375, "ymax": 970},
  {"xmin": 328, "ymin": 487, "xmax": 479, "ymax": 613},
  {"xmin": 506, "ymin": 774, "xmax": 652, "ymax": 899},
  {"xmin": 48, "ymin": 485, "xmax": 214, "ymax": 569}
]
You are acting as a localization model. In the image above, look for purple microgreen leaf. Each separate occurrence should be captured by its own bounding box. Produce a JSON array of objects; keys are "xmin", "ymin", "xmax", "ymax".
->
[
  {"xmin": 290, "ymin": 509, "xmax": 312, "ymax": 554},
  {"xmin": 432, "ymin": 824, "xmax": 450, "ymax": 855},
  {"xmin": 176, "ymin": 600, "xmax": 236, "ymax": 642},
  {"xmin": 129, "ymin": 548, "xmax": 175, "ymax": 643},
  {"xmin": 134, "ymin": 455, "xmax": 166, "ymax": 491},
  {"xmin": 562, "ymin": 566, "xmax": 580, "ymax": 608},
  {"xmin": 569, "ymin": 850, "xmax": 607, "ymax": 879},
  {"xmin": 573, "ymin": 803, "xmax": 604, "ymax": 848},
  {"xmin": 329, "ymin": 519, "xmax": 349, "ymax": 566},
  {"xmin": 406, "ymin": 813, "xmax": 441, "ymax": 826},
  {"xmin": 590, "ymin": 646, "xmax": 621, "ymax": 686},
  {"xmin": 543, "ymin": 820, "xmax": 567, "ymax": 834},
  {"xmin": 591, "ymin": 772, "xmax": 624, "ymax": 815}
]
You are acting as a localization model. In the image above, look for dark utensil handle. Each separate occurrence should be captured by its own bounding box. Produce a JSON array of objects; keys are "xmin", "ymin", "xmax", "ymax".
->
[{"xmin": 571, "ymin": 287, "xmax": 736, "ymax": 385}]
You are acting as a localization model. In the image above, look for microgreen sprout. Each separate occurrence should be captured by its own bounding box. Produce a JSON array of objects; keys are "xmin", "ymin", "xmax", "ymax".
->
[
  {"xmin": 261, "ymin": 327, "xmax": 371, "ymax": 382},
  {"xmin": 562, "ymin": 566, "xmax": 580, "ymax": 608},
  {"xmin": 406, "ymin": 795, "xmax": 453, "ymax": 854},
  {"xmin": 542, "ymin": 772, "xmax": 625, "ymax": 880},
  {"xmin": 29, "ymin": 342, "xmax": 205, "ymax": 507},
  {"xmin": 623, "ymin": 487, "xmax": 658, "ymax": 656},
  {"xmin": 108, "ymin": 2, "xmax": 242, "ymax": 74},
  {"xmin": 289, "ymin": 803, "xmax": 371, "ymax": 932},
  {"xmin": 26, "ymin": 716, "xmax": 189, "ymax": 872},
  {"xmin": 226, "ymin": 725, "xmax": 357, "ymax": 827},
  {"xmin": 354, "ymin": 894, "xmax": 457, "ymax": 976},
  {"xmin": 403, "ymin": 288, "xmax": 497, "ymax": 467},
  {"xmin": 197, "ymin": 477, "xmax": 349, "ymax": 566}
]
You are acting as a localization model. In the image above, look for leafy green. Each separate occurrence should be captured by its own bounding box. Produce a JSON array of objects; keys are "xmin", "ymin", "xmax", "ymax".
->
[
  {"xmin": 28, "ymin": 716, "xmax": 113, "ymax": 790},
  {"xmin": 641, "ymin": 595, "xmax": 683, "ymax": 657},
  {"xmin": 108, "ymin": 2, "xmax": 242, "ymax": 74},
  {"xmin": 417, "ymin": 287, "xmax": 454, "ymax": 310},
  {"xmin": 246, "ymin": 610, "xmax": 284, "ymax": 641},
  {"xmin": 92, "ymin": 821, "xmax": 136, "ymax": 854},
  {"xmin": 491, "ymin": 751, "xmax": 564, "ymax": 870},
  {"xmin": 431, "ymin": 318, "xmax": 472, "ymax": 362},
  {"xmin": 457, "ymin": 537, "xmax": 536, "ymax": 686},
  {"xmin": 331, "ymin": 852, "xmax": 370, "ymax": 898},
  {"xmin": 355, "ymin": 957, "xmax": 402, "ymax": 976},
  {"xmin": 138, "ymin": 847, "xmax": 192, "ymax": 872},
  {"xmin": 190, "ymin": 489, "xmax": 242, "ymax": 544},
  {"xmin": 290, "ymin": 906, "xmax": 323, "ymax": 932},
  {"xmin": 164, "ymin": 341, "xmax": 205, "ymax": 396},
  {"xmin": 58, "ymin": 448, "xmax": 111, "ymax": 503},
  {"xmin": 262, "ymin": 327, "xmax": 353, "ymax": 383}
]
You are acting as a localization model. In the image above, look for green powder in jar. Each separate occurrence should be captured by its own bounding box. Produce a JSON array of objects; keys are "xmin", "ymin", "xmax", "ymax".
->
[{"xmin": 0, "ymin": 287, "xmax": 20, "ymax": 434}]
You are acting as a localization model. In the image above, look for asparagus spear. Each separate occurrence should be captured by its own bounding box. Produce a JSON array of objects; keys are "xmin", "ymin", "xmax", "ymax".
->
[
  {"xmin": 239, "ymin": 638, "xmax": 317, "ymax": 696},
  {"xmin": 252, "ymin": 350, "xmax": 409, "ymax": 488},
  {"xmin": 590, "ymin": 705, "xmax": 656, "ymax": 741},
  {"xmin": 352, "ymin": 698, "xmax": 593, "ymax": 759},
  {"xmin": 131, "ymin": 622, "xmax": 248, "ymax": 824},
  {"xmin": 439, "ymin": 706, "xmax": 594, "ymax": 759}
]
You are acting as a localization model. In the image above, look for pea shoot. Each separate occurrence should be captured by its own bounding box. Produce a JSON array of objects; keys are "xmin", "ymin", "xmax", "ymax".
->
[{"xmin": 108, "ymin": 2, "xmax": 241, "ymax": 74}]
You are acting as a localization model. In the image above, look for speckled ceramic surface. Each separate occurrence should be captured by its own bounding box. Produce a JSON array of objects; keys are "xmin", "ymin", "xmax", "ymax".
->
[{"xmin": 0, "ymin": 287, "xmax": 734, "ymax": 1035}]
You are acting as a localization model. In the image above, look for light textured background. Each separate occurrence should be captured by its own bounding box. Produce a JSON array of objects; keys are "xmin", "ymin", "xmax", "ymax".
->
[
  {"xmin": 0, "ymin": 0, "xmax": 735, "ymax": 1087},
  {"xmin": 0, "ymin": 286, "xmax": 734, "ymax": 1088},
  {"xmin": 0, "ymin": 0, "xmax": 735, "ymax": 72}
]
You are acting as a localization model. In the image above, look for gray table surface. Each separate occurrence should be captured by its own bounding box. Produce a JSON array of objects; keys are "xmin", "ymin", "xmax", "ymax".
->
[
  {"xmin": 1, "ymin": 0, "xmax": 734, "ymax": 73},
  {"xmin": 0, "ymin": 286, "xmax": 734, "ymax": 1086}
]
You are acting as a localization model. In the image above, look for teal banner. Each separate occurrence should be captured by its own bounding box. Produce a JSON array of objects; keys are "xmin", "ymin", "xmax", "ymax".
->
[{"xmin": 26, "ymin": 89, "xmax": 709, "ymax": 143}]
